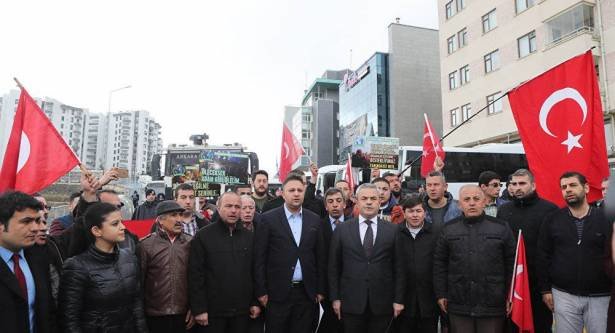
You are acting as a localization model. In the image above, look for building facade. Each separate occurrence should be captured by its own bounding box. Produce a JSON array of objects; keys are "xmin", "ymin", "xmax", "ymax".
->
[
  {"xmin": 0, "ymin": 90, "xmax": 162, "ymax": 177},
  {"xmin": 338, "ymin": 23, "xmax": 442, "ymax": 162},
  {"xmin": 438, "ymin": 0, "xmax": 615, "ymax": 154}
]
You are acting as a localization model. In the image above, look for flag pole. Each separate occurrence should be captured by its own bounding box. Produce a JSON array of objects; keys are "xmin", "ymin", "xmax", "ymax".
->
[
  {"xmin": 398, "ymin": 92, "xmax": 510, "ymax": 176},
  {"xmin": 13, "ymin": 77, "xmax": 24, "ymax": 90},
  {"xmin": 508, "ymin": 229, "xmax": 522, "ymax": 303},
  {"xmin": 424, "ymin": 113, "xmax": 438, "ymax": 153}
]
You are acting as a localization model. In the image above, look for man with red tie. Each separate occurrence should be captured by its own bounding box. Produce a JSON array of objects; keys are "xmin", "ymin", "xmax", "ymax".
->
[{"xmin": 0, "ymin": 191, "xmax": 55, "ymax": 333}]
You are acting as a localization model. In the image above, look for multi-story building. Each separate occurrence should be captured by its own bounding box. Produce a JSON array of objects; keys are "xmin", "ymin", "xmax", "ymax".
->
[
  {"xmin": 0, "ymin": 90, "xmax": 162, "ymax": 177},
  {"xmin": 438, "ymin": 0, "xmax": 615, "ymax": 154},
  {"xmin": 339, "ymin": 23, "xmax": 442, "ymax": 162},
  {"xmin": 104, "ymin": 110, "xmax": 162, "ymax": 177}
]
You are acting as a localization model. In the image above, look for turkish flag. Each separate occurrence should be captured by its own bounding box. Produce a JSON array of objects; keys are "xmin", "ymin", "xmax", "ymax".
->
[
  {"xmin": 123, "ymin": 219, "xmax": 156, "ymax": 239},
  {"xmin": 510, "ymin": 233, "xmax": 534, "ymax": 333},
  {"xmin": 420, "ymin": 114, "xmax": 445, "ymax": 177},
  {"xmin": 0, "ymin": 88, "xmax": 80, "ymax": 194},
  {"xmin": 508, "ymin": 51, "xmax": 608, "ymax": 206},
  {"xmin": 344, "ymin": 153, "xmax": 355, "ymax": 193},
  {"xmin": 278, "ymin": 123, "xmax": 304, "ymax": 182}
]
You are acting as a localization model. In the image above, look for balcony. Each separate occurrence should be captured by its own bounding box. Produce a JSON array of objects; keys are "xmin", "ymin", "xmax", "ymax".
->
[{"xmin": 545, "ymin": 3, "xmax": 595, "ymax": 48}]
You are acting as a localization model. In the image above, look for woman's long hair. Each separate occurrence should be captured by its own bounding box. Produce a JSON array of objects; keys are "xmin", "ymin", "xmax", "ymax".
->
[{"xmin": 68, "ymin": 203, "xmax": 120, "ymax": 256}]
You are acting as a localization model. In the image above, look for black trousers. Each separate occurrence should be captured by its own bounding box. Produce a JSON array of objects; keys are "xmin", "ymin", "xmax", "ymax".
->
[
  {"xmin": 397, "ymin": 316, "xmax": 438, "ymax": 333},
  {"xmin": 318, "ymin": 300, "xmax": 342, "ymax": 333},
  {"xmin": 196, "ymin": 315, "xmax": 249, "ymax": 333},
  {"xmin": 266, "ymin": 285, "xmax": 315, "ymax": 333},
  {"xmin": 146, "ymin": 314, "xmax": 186, "ymax": 333},
  {"xmin": 343, "ymin": 308, "xmax": 391, "ymax": 333},
  {"xmin": 449, "ymin": 314, "xmax": 504, "ymax": 333}
]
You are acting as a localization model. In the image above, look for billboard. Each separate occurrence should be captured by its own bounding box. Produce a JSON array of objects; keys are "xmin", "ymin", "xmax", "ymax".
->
[
  {"xmin": 167, "ymin": 149, "xmax": 250, "ymax": 197},
  {"xmin": 351, "ymin": 136, "xmax": 399, "ymax": 169}
]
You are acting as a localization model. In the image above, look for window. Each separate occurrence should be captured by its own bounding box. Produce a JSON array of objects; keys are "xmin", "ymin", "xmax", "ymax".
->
[
  {"xmin": 545, "ymin": 3, "xmax": 594, "ymax": 44},
  {"xmin": 518, "ymin": 30, "xmax": 537, "ymax": 58},
  {"xmin": 461, "ymin": 103, "xmax": 472, "ymax": 121},
  {"xmin": 445, "ymin": 1, "xmax": 456, "ymax": 19},
  {"xmin": 482, "ymin": 9, "xmax": 497, "ymax": 33},
  {"xmin": 448, "ymin": 71, "xmax": 458, "ymax": 90},
  {"xmin": 456, "ymin": 0, "xmax": 465, "ymax": 11},
  {"xmin": 460, "ymin": 65, "xmax": 470, "ymax": 85},
  {"xmin": 487, "ymin": 92, "xmax": 503, "ymax": 114},
  {"xmin": 516, "ymin": 0, "xmax": 535, "ymax": 13},
  {"xmin": 458, "ymin": 28, "xmax": 467, "ymax": 48},
  {"xmin": 450, "ymin": 108, "xmax": 459, "ymax": 127},
  {"xmin": 447, "ymin": 35, "xmax": 457, "ymax": 54},
  {"xmin": 484, "ymin": 49, "xmax": 500, "ymax": 73}
]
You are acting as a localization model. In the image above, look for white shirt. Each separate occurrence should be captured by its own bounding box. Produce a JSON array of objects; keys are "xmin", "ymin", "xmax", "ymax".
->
[
  {"xmin": 358, "ymin": 215, "xmax": 378, "ymax": 245},
  {"xmin": 406, "ymin": 224, "xmax": 423, "ymax": 239},
  {"xmin": 329, "ymin": 215, "xmax": 345, "ymax": 231}
]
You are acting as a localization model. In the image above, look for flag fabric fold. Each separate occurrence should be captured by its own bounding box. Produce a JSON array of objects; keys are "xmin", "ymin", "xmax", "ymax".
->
[
  {"xmin": 0, "ymin": 87, "xmax": 80, "ymax": 194},
  {"xmin": 278, "ymin": 123, "xmax": 305, "ymax": 182},
  {"xmin": 344, "ymin": 153, "xmax": 355, "ymax": 194},
  {"xmin": 510, "ymin": 232, "xmax": 534, "ymax": 333},
  {"xmin": 420, "ymin": 114, "xmax": 445, "ymax": 177},
  {"xmin": 507, "ymin": 50, "xmax": 609, "ymax": 206}
]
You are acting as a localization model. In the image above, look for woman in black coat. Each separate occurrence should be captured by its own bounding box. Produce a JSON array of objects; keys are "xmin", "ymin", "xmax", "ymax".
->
[{"xmin": 59, "ymin": 203, "xmax": 147, "ymax": 333}]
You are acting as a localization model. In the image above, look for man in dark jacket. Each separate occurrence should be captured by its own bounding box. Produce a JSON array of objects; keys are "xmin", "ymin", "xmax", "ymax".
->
[
  {"xmin": 254, "ymin": 174, "xmax": 326, "ymax": 333},
  {"xmin": 132, "ymin": 188, "xmax": 158, "ymax": 220},
  {"xmin": 423, "ymin": 171, "xmax": 461, "ymax": 230},
  {"xmin": 252, "ymin": 170, "xmax": 276, "ymax": 213},
  {"xmin": 318, "ymin": 187, "xmax": 349, "ymax": 333},
  {"xmin": 372, "ymin": 177, "xmax": 403, "ymax": 224},
  {"xmin": 140, "ymin": 201, "xmax": 194, "ymax": 333},
  {"xmin": 48, "ymin": 192, "xmax": 81, "ymax": 236},
  {"xmin": 496, "ymin": 168, "xmax": 558, "ymax": 332},
  {"xmin": 328, "ymin": 183, "xmax": 405, "ymax": 333},
  {"xmin": 434, "ymin": 185, "xmax": 516, "ymax": 332},
  {"xmin": 189, "ymin": 192, "xmax": 260, "ymax": 333},
  {"xmin": 263, "ymin": 168, "xmax": 326, "ymax": 217},
  {"xmin": 537, "ymin": 171, "xmax": 612, "ymax": 333},
  {"xmin": 0, "ymin": 191, "xmax": 55, "ymax": 333},
  {"xmin": 398, "ymin": 195, "xmax": 439, "ymax": 333}
]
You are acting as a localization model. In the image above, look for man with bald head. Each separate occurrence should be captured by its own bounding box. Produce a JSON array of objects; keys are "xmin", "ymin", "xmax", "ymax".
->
[
  {"xmin": 433, "ymin": 185, "xmax": 516, "ymax": 333},
  {"xmin": 189, "ymin": 192, "xmax": 260, "ymax": 332}
]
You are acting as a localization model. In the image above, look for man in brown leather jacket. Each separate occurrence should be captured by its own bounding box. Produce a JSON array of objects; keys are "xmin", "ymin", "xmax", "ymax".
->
[{"xmin": 139, "ymin": 200, "xmax": 195, "ymax": 333}]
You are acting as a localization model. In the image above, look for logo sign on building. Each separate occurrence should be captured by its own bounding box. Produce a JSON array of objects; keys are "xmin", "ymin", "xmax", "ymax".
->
[
  {"xmin": 343, "ymin": 65, "xmax": 370, "ymax": 91},
  {"xmin": 351, "ymin": 136, "xmax": 399, "ymax": 169}
]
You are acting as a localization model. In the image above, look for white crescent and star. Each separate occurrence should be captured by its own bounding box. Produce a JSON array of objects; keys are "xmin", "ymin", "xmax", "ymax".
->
[
  {"xmin": 538, "ymin": 87, "xmax": 587, "ymax": 154},
  {"xmin": 513, "ymin": 264, "xmax": 524, "ymax": 301},
  {"xmin": 17, "ymin": 132, "xmax": 30, "ymax": 173},
  {"xmin": 282, "ymin": 142, "xmax": 290, "ymax": 159}
]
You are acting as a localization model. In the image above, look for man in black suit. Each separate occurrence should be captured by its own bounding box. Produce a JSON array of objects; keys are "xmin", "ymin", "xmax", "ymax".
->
[
  {"xmin": 329, "ymin": 183, "xmax": 405, "ymax": 333},
  {"xmin": 318, "ymin": 187, "xmax": 349, "ymax": 333},
  {"xmin": 254, "ymin": 174, "xmax": 326, "ymax": 333},
  {"xmin": 0, "ymin": 191, "xmax": 55, "ymax": 333}
]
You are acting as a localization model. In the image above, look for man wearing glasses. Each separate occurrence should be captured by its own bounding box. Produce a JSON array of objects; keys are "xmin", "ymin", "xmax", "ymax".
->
[
  {"xmin": 477, "ymin": 171, "xmax": 505, "ymax": 217},
  {"xmin": 496, "ymin": 168, "xmax": 558, "ymax": 332}
]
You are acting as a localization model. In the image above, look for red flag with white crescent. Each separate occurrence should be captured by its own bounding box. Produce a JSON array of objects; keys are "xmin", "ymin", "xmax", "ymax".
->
[
  {"xmin": 510, "ymin": 232, "xmax": 534, "ymax": 333},
  {"xmin": 345, "ymin": 153, "xmax": 355, "ymax": 193},
  {"xmin": 278, "ymin": 123, "xmax": 305, "ymax": 182},
  {"xmin": 420, "ymin": 114, "xmax": 445, "ymax": 177},
  {"xmin": 0, "ymin": 87, "xmax": 80, "ymax": 194}
]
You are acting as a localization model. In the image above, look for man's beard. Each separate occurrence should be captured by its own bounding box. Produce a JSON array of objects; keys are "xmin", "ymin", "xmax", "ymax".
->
[
  {"xmin": 392, "ymin": 190, "xmax": 401, "ymax": 198},
  {"xmin": 566, "ymin": 194, "xmax": 585, "ymax": 208},
  {"xmin": 254, "ymin": 188, "xmax": 267, "ymax": 196}
]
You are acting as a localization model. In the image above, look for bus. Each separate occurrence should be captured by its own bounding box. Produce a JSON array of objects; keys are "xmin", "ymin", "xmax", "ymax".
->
[{"xmin": 399, "ymin": 143, "xmax": 528, "ymax": 196}]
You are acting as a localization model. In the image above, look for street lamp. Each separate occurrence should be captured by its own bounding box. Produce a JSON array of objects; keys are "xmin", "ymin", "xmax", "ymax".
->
[{"xmin": 107, "ymin": 85, "xmax": 132, "ymax": 113}]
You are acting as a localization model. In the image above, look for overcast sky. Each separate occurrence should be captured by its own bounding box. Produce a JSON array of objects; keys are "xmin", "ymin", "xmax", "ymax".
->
[{"xmin": 0, "ymin": 0, "xmax": 438, "ymax": 174}]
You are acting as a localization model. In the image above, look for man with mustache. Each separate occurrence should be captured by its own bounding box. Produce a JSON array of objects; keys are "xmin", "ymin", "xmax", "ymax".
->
[
  {"xmin": 139, "ymin": 200, "xmax": 194, "ymax": 333},
  {"xmin": 252, "ymin": 170, "xmax": 275, "ymax": 213}
]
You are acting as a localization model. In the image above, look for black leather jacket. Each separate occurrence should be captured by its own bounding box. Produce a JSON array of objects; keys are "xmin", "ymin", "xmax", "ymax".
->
[{"xmin": 59, "ymin": 245, "xmax": 147, "ymax": 333}]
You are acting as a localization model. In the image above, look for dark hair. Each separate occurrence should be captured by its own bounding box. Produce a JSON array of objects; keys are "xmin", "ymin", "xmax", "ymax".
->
[
  {"xmin": 371, "ymin": 177, "xmax": 390, "ymax": 185},
  {"xmin": 0, "ymin": 191, "xmax": 43, "ymax": 230},
  {"xmin": 560, "ymin": 171, "xmax": 588, "ymax": 186},
  {"xmin": 511, "ymin": 169, "xmax": 534, "ymax": 183},
  {"xmin": 426, "ymin": 171, "xmax": 446, "ymax": 182},
  {"xmin": 324, "ymin": 187, "xmax": 344, "ymax": 201},
  {"xmin": 234, "ymin": 184, "xmax": 252, "ymax": 192},
  {"xmin": 382, "ymin": 172, "xmax": 397, "ymax": 179},
  {"xmin": 283, "ymin": 174, "xmax": 305, "ymax": 187},
  {"xmin": 145, "ymin": 189, "xmax": 156, "ymax": 196},
  {"xmin": 69, "ymin": 192, "xmax": 82, "ymax": 202},
  {"xmin": 174, "ymin": 183, "xmax": 194, "ymax": 198},
  {"xmin": 252, "ymin": 170, "xmax": 269, "ymax": 182},
  {"xmin": 478, "ymin": 171, "xmax": 501, "ymax": 186},
  {"xmin": 401, "ymin": 194, "xmax": 425, "ymax": 211},
  {"xmin": 334, "ymin": 179, "xmax": 348, "ymax": 186},
  {"xmin": 84, "ymin": 203, "xmax": 121, "ymax": 240}
]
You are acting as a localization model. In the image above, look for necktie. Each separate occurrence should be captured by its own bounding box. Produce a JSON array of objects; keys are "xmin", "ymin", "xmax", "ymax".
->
[
  {"xmin": 11, "ymin": 254, "xmax": 28, "ymax": 299},
  {"xmin": 334, "ymin": 219, "xmax": 340, "ymax": 225},
  {"xmin": 363, "ymin": 220, "xmax": 374, "ymax": 258}
]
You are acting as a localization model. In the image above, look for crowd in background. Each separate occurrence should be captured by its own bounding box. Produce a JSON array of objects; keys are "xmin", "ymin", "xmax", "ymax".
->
[{"xmin": 0, "ymin": 162, "xmax": 613, "ymax": 333}]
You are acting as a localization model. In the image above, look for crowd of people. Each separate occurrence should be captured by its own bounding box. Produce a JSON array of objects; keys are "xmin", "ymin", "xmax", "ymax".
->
[{"xmin": 0, "ymin": 163, "xmax": 613, "ymax": 333}]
